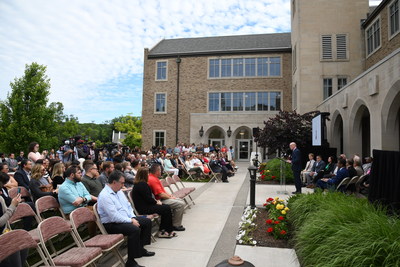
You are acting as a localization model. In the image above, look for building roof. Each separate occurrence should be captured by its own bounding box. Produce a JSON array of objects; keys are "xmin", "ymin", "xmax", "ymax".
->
[
  {"xmin": 363, "ymin": 0, "xmax": 390, "ymax": 27},
  {"xmin": 148, "ymin": 33, "xmax": 291, "ymax": 58}
]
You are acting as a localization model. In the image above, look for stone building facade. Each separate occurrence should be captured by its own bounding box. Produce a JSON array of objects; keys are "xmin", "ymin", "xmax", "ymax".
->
[{"xmin": 142, "ymin": 34, "xmax": 292, "ymax": 160}]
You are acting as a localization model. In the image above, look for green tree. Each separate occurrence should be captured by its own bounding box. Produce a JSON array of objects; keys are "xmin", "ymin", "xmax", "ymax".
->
[
  {"xmin": 0, "ymin": 62, "xmax": 64, "ymax": 153},
  {"xmin": 113, "ymin": 115, "xmax": 142, "ymax": 148}
]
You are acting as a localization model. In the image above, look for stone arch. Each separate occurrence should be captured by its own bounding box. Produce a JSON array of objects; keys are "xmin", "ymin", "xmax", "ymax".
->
[
  {"xmin": 205, "ymin": 125, "xmax": 226, "ymax": 148},
  {"xmin": 331, "ymin": 110, "xmax": 344, "ymax": 154},
  {"xmin": 349, "ymin": 99, "xmax": 371, "ymax": 158},
  {"xmin": 381, "ymin": 79, "xmax": 400, "ymax": 151},
  {"xmin": 232, "ymin": 126, "xmax": 253, "ymax": 139}
]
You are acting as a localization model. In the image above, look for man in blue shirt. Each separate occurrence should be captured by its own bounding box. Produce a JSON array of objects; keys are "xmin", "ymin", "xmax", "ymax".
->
[
  {"xmin": 58, "ymin": 165, "xmax": 91, "ymax": 215},
  {"xmin": 98, "ymin": 170, "xmax": 154, "ymax": 267}
]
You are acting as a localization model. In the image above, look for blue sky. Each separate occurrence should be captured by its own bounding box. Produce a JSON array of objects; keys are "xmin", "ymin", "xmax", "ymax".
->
[{"xmin": 0, "ymin": 0, "xmax": 382, "ymax": 123}]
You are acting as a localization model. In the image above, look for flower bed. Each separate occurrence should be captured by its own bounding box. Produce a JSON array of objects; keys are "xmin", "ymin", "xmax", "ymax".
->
[{"xmin": 236, "ymin": 206, "xmax": 258, "ymax": 245}]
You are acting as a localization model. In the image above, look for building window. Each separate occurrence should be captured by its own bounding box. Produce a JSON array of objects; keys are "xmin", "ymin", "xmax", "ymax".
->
[
  {"xmin": 156, "ymin": 61, "xmax": 167, "ymax": 80},
  {"xmin": 209, "ymin": 93, "xmax": 220, "ymax": 111},
  {"xmin": 233, "ymin": 59, "xmax": 244, "ymax": 77},
  {"xmin": 323, "ymin": 78, "xmax": 333, "ymax": 100},
  {"xmin": 336, "ymin": 34, "xmax": 348, "ymax": 60},
  {"xmin": 366, "ymin": 18, "xmax": 381, "ymax": 55},
  {"xmin": 221, "ymin": 59, "xmax": 232, "ymax": 77},
  {"xmin": 155, "ymin": 93, "xmax": 166, "ymax": 113},
  {"xmin": 208, "ymin": 57, "xmax": 282, "ymax": 78},
  {"xmin": 390, "ymin": 0, "xmax": 399, "ymax": 37},
  {"xmin": 321, "ymin": 35, "xmax": 333, "ymax": 60},
  {"xmin": 292, "ymin": 84, "xmax": 297, "ymax": 110},
  {"xmin": 209, "ymin": 59, "xmax": 220, "ymax": 78},
  {"xmin": 257, "ymin": 92, "xmax": 269, "ymax": 111},
  {"xmin": 221, "ymin": 93, "xmax": 232, "ymax": 111},
  {"xmin": 154, "ymin": 131, "xmax": 166, "ymax": 147},
  {"xmin": 208, "ymin": 91, "xmax": 281, "ymax": 112},
  {"xmin": 292, "ymin": 45, "xmax": 297, "ymax": 73},
  {"xmin": 337, "ymin": 77, "xmax": 348, "ymax": 90}
]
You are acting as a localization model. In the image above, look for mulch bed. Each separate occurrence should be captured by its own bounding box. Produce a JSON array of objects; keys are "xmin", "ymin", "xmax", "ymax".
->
[
  {"xmin": 241, "ymin": 208, "xmax": 292, "ymax": 248},
  {"xmin": 256, "ymin": 179, "xmax": 280, "ymax": 185}
]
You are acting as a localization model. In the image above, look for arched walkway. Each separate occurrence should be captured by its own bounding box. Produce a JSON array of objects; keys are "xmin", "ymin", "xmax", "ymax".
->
[
  {"xmin": 381, "ymin": 80, "xmax": 400, "ymax": 151},
  {"xmin": 331, "ymin": 111, "xmax": 344, "ymax": 154},
  {"xmin": 205, "ymin": 126, "xmax": 226, "ymax": 148},
  {"xmin": 350, "ymin": 100, "xmax": 371, "ymax": 158},
  {"xmin": 232, "ymin": 126, "xmax": 252, "ymax": 161}
]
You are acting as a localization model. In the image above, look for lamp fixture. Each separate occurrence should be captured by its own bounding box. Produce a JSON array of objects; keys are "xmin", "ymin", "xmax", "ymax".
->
[
  {"xmin": 227, "ymin": 126, "xmax": 232, "ymax": 137},
  {"xmin": 199, "ymin": 126, "xmax": 204, "ymax": 137}
]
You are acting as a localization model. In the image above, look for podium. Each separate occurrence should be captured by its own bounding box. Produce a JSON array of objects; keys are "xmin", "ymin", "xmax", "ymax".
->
[{"xmin": 275, "ymin": 157, "xmax": 289, "ymax": 195}]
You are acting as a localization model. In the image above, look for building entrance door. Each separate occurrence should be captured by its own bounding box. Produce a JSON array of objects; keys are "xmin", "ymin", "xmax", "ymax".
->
[{"xmin": 237, "ymin": 140, "xmax": 251, "ymax": 161}]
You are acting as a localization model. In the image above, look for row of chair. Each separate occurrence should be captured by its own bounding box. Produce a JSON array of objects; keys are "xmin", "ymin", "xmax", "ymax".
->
[
  {"xmin": 336, "ymin": 175, "xmax": 367, "ymax": 193},
  {"xmin": 160, "ymin": 175, "xmax": 196, "ymax": 209}
]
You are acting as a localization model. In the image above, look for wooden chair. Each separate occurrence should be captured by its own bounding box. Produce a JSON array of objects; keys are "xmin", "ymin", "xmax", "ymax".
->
[
  {"xmin": 70, "ymin": 207, "xmax": 125, "ymax": 266},
  {"xmin": 0, "ymin": 229, "xmax": 48, "ymax": 266},
  {"xmin": 37, "ymin": 216, "xmax": 103, "ymax": 267}
]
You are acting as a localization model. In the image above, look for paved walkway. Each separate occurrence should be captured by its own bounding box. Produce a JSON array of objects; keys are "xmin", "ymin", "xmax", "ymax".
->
[{"xmin": 99, "ymin": 162, "xmax": 309, "ymax": 267}]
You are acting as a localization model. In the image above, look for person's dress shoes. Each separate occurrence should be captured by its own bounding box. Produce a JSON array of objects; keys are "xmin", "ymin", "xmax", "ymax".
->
[
  {"xmin": 173, "ymin": 225, "xmax": 186, "ymax": 231},
  {"xmin": 292, "ymin": 191, "xmax": 301, "ymax": 194},
  {"xmin": 142, "ymin": 250, "xmax": 155, "ymax": 257}
]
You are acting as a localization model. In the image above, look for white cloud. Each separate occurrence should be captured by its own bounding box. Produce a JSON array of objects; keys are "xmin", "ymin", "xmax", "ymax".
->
[{"xmin": 0, "ymin": 0, "xmax": 378, "ymax": 122}]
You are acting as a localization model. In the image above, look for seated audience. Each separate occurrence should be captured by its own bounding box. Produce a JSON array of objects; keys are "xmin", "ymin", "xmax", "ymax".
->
[
  {"xmin": 51, "ymin": 162, "xmax": 65, "ymax": 189},
  {"xmin": 6, "ymin": 153, "xmax": 18, "ymax": 172},
  {"xmin": 0, "ymin": 163, "xmax": 18, "ymax": 190},
  {"xmin": 147, "ymin": 164, "xmax": 186, "ymax": 231},
  {"xmin": 362, "ymin": 157, "xmax": 373, "ymax": 174},
  {"xmin": 164, "ymin": 154, "xmax": 179, "ymax": 176},
  {"xmin": 81, "ymin": 161, "xmax": 102, "ymax": 204},
  {"xmin": 354, "ymin": 159, "xmax": 364, "ymax": 177},
  {"xmin": 122, "ymin": 161, "xmax": 135, "ymax": 188},
  {"xmin": 29, "ymin": 164, "xmax": 57, "ymax": 202},
  {"xmin": 131, "ymin": 168, "xmax": 176, "ymax": 238},
  {"xmin": 98, "ymin": 161, "xmax": 114, "ymax": 187},
  {"xmin": 316, "ymin": 158, "xmax": 349, "ymax": 190},
  {"xmin": 301, "ymin": 153, "xmax": 315, "ymax": 186},
  {"xmin": 98, "ymin": 171, "xmax": 154, "ymax": 267},
  {"xmin": 346, "ymin": 159, "xmax": 358, "ymax": 178},
  {"xmin": 209, "ymin": 154, "xmax": 228, "ymax": 183},
  {"xmin": 306, "ymin": 155, "xmax": 326, "ymax": 188}
]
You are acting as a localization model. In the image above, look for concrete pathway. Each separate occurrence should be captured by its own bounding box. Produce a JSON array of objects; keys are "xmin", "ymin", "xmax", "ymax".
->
[{"xmin": 99, "ymin": 163, "xmax": 308, "ymax": 267}]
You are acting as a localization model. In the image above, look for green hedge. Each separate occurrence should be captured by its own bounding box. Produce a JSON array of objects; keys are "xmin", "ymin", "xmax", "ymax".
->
[
  {"xmin": 287, "ymin": 192, "xmax": 400, "ymax": 266},
  {"xmin": 259, "ymin": 158, "xmax": 294, "ymax": 183}
]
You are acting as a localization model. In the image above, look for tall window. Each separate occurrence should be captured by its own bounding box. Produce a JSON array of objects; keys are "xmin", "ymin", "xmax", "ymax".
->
[
  {"xmin": 156, "ymin": 61, "xmax": 167, "ymax": 80},
  {"xmin": 221, "ymin": 93, "xmax": 232, "ymax": 111},
  {"xmin": 233, "ymin": 59, "xmax": 244, "ymax": 77},
  {"xmin": 292, "ymin": 45, "xmax": 297, "ymax": 73},
  {"xmin": 209, "ymin": 59, "xmax": 220, "ymax": 78},
  {"xmin": 338, "ymin": 77, "xmax": 348, "ymax": 90},
  {"xmin": 154, "ymin": 131, "xmax": 165, "ymax": 147},
  {"xmin": 209, "ymin": 93, "xmax": 220, "ymax": 111},
  {"xmin": 209, "ymin": 91, "xmax": 281, "ymax": 112},
  {"xmin": 155, "ymin": 93, "xmax": 166, "ymax": 113},
  {"xmin": 323, "ymin": 78, "xmax": 333, "ymax": 100},
  {"xmin": 366, "ymin": 19, "xmax": 381, "ymax": 55},
  {"xmin": 390, "ymin": 0, "xmax": 399, "ymax": 37},
  {"xmin": 208, "ymin": 57, "xmax": 281, "ymax": 78},
  {"xmin": 221, "ymin": 59, "xmax": 232, "ymax": 77}
]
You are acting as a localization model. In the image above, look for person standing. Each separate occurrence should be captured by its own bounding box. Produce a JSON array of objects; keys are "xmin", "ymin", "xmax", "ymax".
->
[{"xmin": 287, "ymin": 142, "xmax": 302, "ymax": 194}]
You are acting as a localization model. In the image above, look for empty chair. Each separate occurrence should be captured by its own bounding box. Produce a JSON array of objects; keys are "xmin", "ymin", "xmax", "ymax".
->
[
  {"xmin": 167, "ymin": 176, "xmax": 195, "ymax": 206},
  {"xmin": 0, "ymin": 229, "xmax": 48, "ymax": 266},
  {"xmin": 37, "ymin": 216, "xmax": 102, "ymax": 267},
  {"xmin": 345, "ymin": 176, "xmax": 359, "ymax": 193},
  {"xmin": 9, "ymin": 203, "xmax": 41, "ymax": 243},
  {"xmin": 161, "ymin": 178, "xmax": 191, "ymax": 209},
  {"xmin": 70, "ymin": 207, "xmax": 125, "ymax": 265}
]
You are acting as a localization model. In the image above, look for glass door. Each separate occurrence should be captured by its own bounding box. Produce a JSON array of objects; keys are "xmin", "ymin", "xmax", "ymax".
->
[{"xmin": 238, "ymin": 140, "xmax": 250, "ymax": 161}]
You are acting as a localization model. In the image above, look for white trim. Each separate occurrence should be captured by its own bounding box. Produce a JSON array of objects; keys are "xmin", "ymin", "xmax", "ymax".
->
[
  {"xmin": 365, "ymin": 15, "xmax": 382, "ymax": 58},
  {"xmin": 153, "ymin": 130, "xmax": 166, "ymax": 147},
  {"xmin": 155, "ymin": 60, "xmax": 168, "ymax": 81},
  {"xmin": 154, "ymin": 92, "xmax": 167, "ymax": 114},
  {"xmin": 388, "ymin": 0, "xmax": 400, "ymax": 41}
]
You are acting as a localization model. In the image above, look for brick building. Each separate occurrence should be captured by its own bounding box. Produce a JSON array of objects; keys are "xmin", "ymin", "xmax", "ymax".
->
[{"xmin": 142, "ymin": 33, "xmax": 292, "ymax": 160}]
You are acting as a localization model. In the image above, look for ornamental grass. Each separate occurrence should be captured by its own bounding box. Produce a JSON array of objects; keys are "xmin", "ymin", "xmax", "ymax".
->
[{"xmin": 287, "ymin": 192, "xmax": 400, "ymax": 267}]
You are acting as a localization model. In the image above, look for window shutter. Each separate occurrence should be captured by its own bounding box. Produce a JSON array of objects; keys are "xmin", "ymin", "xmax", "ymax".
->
[
  {"xmin": 336, "ymin": 34, "xmax": 347, "ymax": 60},
  {"xmin": 321, "ymin": 35, "xmax": 332, "ymax": 60}
]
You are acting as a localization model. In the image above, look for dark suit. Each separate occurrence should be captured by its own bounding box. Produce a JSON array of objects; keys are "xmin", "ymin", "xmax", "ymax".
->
[
  {"xmin": 210, "ymin": 159, "xmax": 228, "ymax": 181},
  {"xmin": 291, "ymin": 148, "xmax": 302, "ymax": 193},
  {"xmin": 14, "ymin": 169, "xmax": 30, "ymax": 189},
  {"xmin": 316, "ymin": 167, "xmax": 349, "ymax": 190}
]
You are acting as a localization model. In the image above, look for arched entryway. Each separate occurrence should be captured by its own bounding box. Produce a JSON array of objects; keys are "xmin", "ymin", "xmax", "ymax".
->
[
  {"xmin": 233, "ymin": 126, "xmax": 252, "ymax": 161},
  {"xmin": 206, "ymin": 126, "xmax": 226, "ymax": 149},
  {"xmin": 351, "ymin": 101, "xmax": 371, "ymax": 158},
  {"xmin": 332, "ymin": 111, "xmax": 344, "ymax": 154},
  {"xmin": 381, "ymin": 80, "xmax": 400, "ymax": 151}
]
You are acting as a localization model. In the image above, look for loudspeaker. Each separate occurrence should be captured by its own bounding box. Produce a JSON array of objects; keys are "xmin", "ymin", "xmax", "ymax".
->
[{"xmin": 253, "ymin": 127, "xmax": 259, "ymax": 137}]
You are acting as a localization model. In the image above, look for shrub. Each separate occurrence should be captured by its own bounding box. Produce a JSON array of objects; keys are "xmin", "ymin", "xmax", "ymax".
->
[
  {"xmin": 288, "ymin": 192, "xmax": 400, "ymax": 266},
  {"xmin": 258, "ymin": 158, "xmax": 293, "ymax": 183}
]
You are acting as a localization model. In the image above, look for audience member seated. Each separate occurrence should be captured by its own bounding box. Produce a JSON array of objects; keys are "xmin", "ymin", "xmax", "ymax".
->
[
  {"xmin": 346, "ymin": 159, "xmax": 358, "ymax": 178},
  {"xmin": 147, "ymin": 164, "xmax": 186, "ymax": 231},
  {"xmin": 81, "ymin": 161, "xmax": 102, "ymax": 204},
  {"xmin": 131, "ymin": 160, "xmax": 140, "ymax": 176},
  {"xmin": 316, "ymin": 158, "xmax": 349, "ymax": 190},
  {"xmin": 131, "ymin": 168, "xmax": 176, "ymax": 238},
  {"xmin": 321, "ymin": 155, "xmax": 337, "ymax": 178},
  {"xmin": 306, "ymin": 155, "xmax": 326, "ymax": 188},
  {"xmin": 0, "ymin": 163, "xmax": 18, "ymax": 190},
  {"xmin": 98, "ymin": 170, "xmax": 154, "ymax": 267},
  {"xmin": 184, "ymin": 155, "xmax": 203, "ymax": 178},
  {"xmin": 29, "ymin": 164, "xmax": 57, "ymax": 202},
  {"xmin": 6, "ymin": 153, "xmax": 18, "ymax": 172},
  {"xmin": 122, "ymin": 161, "xmax": 135, "ymax": 188},
  {"xmin": 354, "ymin": 159, "xmax": 364, "ymax": 177},
  {"xmin": 301, "ymin": 153, "xmax": 315, "ymax": 186},
  {"xmin": 209, "ymin": 154, "xmax": 228, "ymax": 183},
  {"xmin": 51, "ymin": 162, "xmax": 65, "ymax": 189},
  {"xmin": 362, "ymin": 157, "xmax": 373, "ymax": 174},
  {"xmin": 98, "ymin": 161, "xmax": 114, "ymax": 187},
  {"xmin": 164, "ymin": 154, "xmax": 179, "ymax": 176}
]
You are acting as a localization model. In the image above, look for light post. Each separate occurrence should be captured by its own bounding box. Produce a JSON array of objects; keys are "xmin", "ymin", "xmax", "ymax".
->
[{"xmin": 248, "ymin": 165, "xmax": 257, "ymax": 208}]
